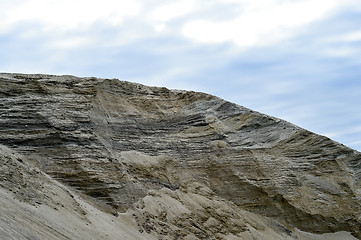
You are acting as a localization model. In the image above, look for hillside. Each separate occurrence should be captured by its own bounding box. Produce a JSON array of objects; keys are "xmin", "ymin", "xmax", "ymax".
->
[{"xmin": 0, "ymin": 73, "xmax": 360, "ymax": 239}]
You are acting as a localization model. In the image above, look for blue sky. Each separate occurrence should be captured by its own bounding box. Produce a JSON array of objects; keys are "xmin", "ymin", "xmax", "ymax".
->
[{"xmin": 1, "ymin": 0, "xmax": 361, "ymax": 151}]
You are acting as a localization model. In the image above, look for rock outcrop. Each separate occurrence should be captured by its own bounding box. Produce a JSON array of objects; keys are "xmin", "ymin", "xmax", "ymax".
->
[{"xmin": 0, "ymin": 73, "xmax": 360, "ymax": 239}]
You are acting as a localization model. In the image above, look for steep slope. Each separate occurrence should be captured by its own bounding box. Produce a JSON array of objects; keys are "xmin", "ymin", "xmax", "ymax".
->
[
  {"xmin": 0, "ymin": 144, "xmax": 155, "ymax": 239},
  {"xmin": 0, "ymin": 73, "xmax": 360, "ymax": 239}
]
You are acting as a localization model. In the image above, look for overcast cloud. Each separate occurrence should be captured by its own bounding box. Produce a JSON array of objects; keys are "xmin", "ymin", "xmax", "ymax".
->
[{"xmin": 1, "ymin": 0, "xmax": 361, "ymax": 151}]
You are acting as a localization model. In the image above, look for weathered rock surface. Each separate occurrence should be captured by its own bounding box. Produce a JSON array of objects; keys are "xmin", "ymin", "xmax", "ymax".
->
[{"xmin": 0, "ymin": 73, "xmax": 360, "ymax": 239}]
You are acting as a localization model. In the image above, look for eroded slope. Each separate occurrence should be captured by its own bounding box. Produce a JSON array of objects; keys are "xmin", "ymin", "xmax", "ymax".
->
[{"xmin": 0, "ymin": 73, "xmax": 360, "ymax": 239}]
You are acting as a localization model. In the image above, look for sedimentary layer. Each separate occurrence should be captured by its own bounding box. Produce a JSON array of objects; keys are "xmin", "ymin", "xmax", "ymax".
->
[{"xmin": 0, "ymin": 73, "xmax": 360, "ymax": 239}]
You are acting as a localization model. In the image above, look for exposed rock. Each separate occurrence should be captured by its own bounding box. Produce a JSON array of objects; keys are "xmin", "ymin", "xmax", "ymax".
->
[{"xmin": 0, "ymin": 73, "xmax": 360, "ymax": 239}]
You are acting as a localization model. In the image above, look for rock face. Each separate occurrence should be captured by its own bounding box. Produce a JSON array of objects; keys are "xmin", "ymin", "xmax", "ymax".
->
[{"xmin": 0, "ymin": 73, "xmax": 360, "ymax": 240}]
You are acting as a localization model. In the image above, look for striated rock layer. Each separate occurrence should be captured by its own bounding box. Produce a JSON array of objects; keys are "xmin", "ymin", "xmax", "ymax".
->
[{"xmin": 0, "ymin": 73, "xmax": 360, "ymax": 239}]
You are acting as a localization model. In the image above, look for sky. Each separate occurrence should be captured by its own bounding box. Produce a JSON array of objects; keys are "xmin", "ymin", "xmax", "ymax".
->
[{"xmin": 1, "ymin": 0, "xmax": 361, "ymax": 151}]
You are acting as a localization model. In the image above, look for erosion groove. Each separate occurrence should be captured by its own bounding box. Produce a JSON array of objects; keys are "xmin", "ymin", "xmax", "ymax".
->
[{"xmin": 0, "ymin": 73, "xmax": 360, "ymax": 240}]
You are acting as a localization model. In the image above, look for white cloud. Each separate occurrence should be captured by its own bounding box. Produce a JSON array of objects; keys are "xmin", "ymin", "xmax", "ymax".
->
[
  {"xmin": 1, "ymin": 0, "xmax": 142, "ymax": 32},
  {"xmin": 322, "ymin": 47, "xmax": 358, "ymax": 57},
  {"xmin": 1, "ymin": 0, "xmax": 357, "ymax": 50},
  {"xmin": 326, "ymin": 30, "xmax": 361, "ymax": 45},
  {"xmin": 154, "ymin": 24, "xmax": 166, "ymax": 32},
  {"xmin": 340, "ymin": 31, "xmax": 361, "ymax": 42},
  {"xmin": 150, "ymin": 1, "xmax": 195, "ymax": 22},
  {"xmin": 182, "ymin": 0, "xmax": 353, "ymax": 48},
  {"xmin": 48, "ymin": 36, "xmax": 93, "ymax": 49}
]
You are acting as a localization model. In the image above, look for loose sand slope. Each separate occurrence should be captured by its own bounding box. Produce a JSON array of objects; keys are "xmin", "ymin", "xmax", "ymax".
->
[{"xmin": 0, "ymin": 146, "xmax": 357, "ymax": 239}]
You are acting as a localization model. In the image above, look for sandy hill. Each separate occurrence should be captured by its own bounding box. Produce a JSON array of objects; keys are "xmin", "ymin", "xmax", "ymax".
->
[{"xmin": 0, "ymin": 73, "xmax": 360, "ymax": 240}]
